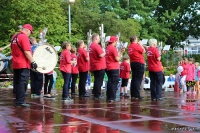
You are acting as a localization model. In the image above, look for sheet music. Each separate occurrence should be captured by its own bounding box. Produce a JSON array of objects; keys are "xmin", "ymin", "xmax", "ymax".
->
[
  {"xmin": 142, "ymin": 39, "xmax": 148, "ymax": 45},
  {"xmin": 54, "ymin": 46, "xmax": 61, "ymax": 51},
  {"xmin": 105, "ymin": 36, "xmax": 110, "ymax": 42},
  {"xmin": 163, "ymin": 45, "xmax": 171, "ymax": 51},
  {"xmin": 123, "ymin": 42, "xmax": 128, "ymax": 48},
  {"xmin": 116, "ymin": 42, "xmax": 121, "ymax": 48}
]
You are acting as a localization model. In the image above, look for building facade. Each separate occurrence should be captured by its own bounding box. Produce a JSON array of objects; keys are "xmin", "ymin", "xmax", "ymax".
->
[{"xmin": 174, "ymin": 36, "xmax": 200, "ymax": 55}]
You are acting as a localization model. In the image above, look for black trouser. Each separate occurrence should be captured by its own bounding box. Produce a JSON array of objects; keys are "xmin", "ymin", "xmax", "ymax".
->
[
  {"xmin": 13, "ymin": 76, "xmax": 16, "ymax": 94},
  {"xmin": 106, "ymin": 69, "xmax": 119, "ymax": 100},
  {"xmin": 70, "ymin": 74, "xmax": 78, "ymax": 94},
  {"xmin": 79, "ymin": 71, "xmax": 88, "ymax": 96},
  {"xmin": 30, "ymin": 70, "xmax": 43, "ymax": 95},
  {"xmin": 13, "ymin": 69, "xmax": 29, "ymax": 104},
  {"xmin": 149, "ymin": 71, "xmax": 163, "ymax": 99},
  {"xmin": 44, "ymin": 74, "xmax": 53, "ymax": 94},
  {"xmin": 61, "ymin": 71, "xmax": 71, "ymax": 98},
  {"xmin": 93, "ymin": 69, "xmax": 105, "ymax": 97},
  {"xmin": 130, "ymin": 62, "xmax": 144, "ymax": 98}
]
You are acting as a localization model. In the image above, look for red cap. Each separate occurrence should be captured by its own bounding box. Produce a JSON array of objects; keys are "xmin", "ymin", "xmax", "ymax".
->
[
  {"xmin": 108, "ymin": 36, "xmax": 118, "ymax": 43},
  {"xmin": 23, "ymin": 24, "xmax": 33, "ymax": 34}
]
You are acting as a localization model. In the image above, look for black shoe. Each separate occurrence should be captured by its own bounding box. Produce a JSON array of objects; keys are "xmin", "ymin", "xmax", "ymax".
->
[
  {"xmin": 131, "ymin": 97, "xmax": 143, "ymax": 100},
  {"xmin": 44, "ymin": 95, "xmax": 55, "ymax": 99},
  {"xmin": 61, "ymin": 97, "xmax": 74, "ymax": 102},
  {"xmin": 120, "ymin": 93, "xmax": 124, "ymax": 97},
  {"xmin": 32, "ymin": 94, "xmax": 43, "ymax": 98},
  {"xmin": 15, "ymin": 103, "xmax": 30, "ymax": 107},
  {"xmin": 106, "ymin": 99, "xmax": 119, "ymax": 103},
  {"xmin": 157, "ymin": 98, "xmax": 165, "ymax": 101},
  {"xmin": 124, "ymin": 93, "xmax": 130, "ymax": 97},
  {"xmin": 93, "ymin": 95, "xmax": 104, "ymax": 100},
  {"xmin": 79, "ymin": 94, "xmax": 90, "ymax": 97},
  {"xmin": 151, "ymin": 98, "xmax": 157, "ymax": 101}
]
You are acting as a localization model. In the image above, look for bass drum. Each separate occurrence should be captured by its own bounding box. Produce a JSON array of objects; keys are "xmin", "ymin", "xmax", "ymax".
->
[
  {"xmin": 0, "ymin": 53, "xmax": 8, "ymax": 72},
  {"xmin": 33, "ymin": 43, "xmax": 58, "ymax": 73}
]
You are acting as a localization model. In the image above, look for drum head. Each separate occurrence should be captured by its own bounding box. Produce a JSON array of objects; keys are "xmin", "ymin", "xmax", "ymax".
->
[
  {"xmin": 0, "ymin": 61, "xmax": 5, "ymax": 71},
  {"xmin": 0, "ymin": 53, "xmax": 8, "ymax": 72},
  {"xmin": 33, "ymin": 44, "xmax": 58, "ymax": 73}
]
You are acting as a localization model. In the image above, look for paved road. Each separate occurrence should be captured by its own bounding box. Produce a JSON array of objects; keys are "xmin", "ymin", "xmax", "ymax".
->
[{"xmin": 0, "ymin": 89, "xmax": 200, "ymax": 133}]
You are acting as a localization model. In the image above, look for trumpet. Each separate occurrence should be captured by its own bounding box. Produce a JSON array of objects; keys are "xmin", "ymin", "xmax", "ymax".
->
[
  {"xmin": 99, "ymin": 24, "xmax": 106, "ymax": 49},
  {"xmin": 87, "ymin": 29, "xmax": 92, "ymax": 50}
]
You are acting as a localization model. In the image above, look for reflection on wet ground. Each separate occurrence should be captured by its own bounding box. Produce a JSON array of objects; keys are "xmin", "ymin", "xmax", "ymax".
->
[{"xmin": 1, "ymin": 89, "xmax": 200, "ymax": 132}]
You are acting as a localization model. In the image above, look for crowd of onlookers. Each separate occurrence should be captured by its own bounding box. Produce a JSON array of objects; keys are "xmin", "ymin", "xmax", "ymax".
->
[{"xmin": 174, "ymin": 57, "xmax": 200, "ymax": 95}]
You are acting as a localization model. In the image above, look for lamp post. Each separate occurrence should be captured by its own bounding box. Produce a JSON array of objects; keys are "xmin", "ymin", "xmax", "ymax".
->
[{"xmin": 67, "ymin": 0, "xmax": 75, "ymax": 36}]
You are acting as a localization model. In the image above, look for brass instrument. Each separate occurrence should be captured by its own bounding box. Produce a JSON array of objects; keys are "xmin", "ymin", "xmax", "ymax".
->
[
  {"xmin": 87, "ymin": 29, "xmax": 92, "ymax": 50},
  {"xmin": 99, "ymin": 24, "xmax": 106, "ymax": 49}
]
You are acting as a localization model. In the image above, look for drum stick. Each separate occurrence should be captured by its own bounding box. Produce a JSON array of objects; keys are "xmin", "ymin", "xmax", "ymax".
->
[
  {"xmin": 5, "ymin": 52, "xmax": 11, "ymax": 55},
  {"xmin": 38, "ymin": 66, "xmax": 46, "ymax": 70},
  {"xmin": 3, "ymin": 44, "xmax": 11, "ymax": 49}
]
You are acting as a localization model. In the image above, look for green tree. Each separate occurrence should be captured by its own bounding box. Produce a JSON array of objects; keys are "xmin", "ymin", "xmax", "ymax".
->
[
  {"xmin": 71, "ymin": 0, "xmax": 141, "ymax": 44},
  {"xmin": 156, "ymin": 0, "xmax": 200, "ymax": 48},
  {"xmin": 0, "ymin": 0, "xmax": 68, "ymax": 47}
]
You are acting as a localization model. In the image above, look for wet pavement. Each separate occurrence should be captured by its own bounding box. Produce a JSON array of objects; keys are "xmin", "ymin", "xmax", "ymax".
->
[{"xmin": 0, "ymin": 89, "xmax": 200, "ymax": 133}]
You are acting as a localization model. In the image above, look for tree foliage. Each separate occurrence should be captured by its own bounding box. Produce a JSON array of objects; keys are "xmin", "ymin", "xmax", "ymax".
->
[
  {"xmin": 71, "ymin": 0, "xmax": 141, "ymax": 43},
  {"xmin": 155, "ymin": 0, "xmax": 200, "ymax": 48},
  {"xmin": 0, "ymin": 0, "xmax": 199, "ymax": 52},
  {"xmin": 0, "ymin": 0, "xmax": 68, "ymax": 47}
]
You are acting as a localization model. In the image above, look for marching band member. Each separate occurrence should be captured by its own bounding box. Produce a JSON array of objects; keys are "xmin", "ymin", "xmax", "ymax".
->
[
  {"xmin": 43, "ymin": 70, "xmax": 54, "ymax": 98},
  {"xmin": 119, "ymin": 54, "xmax": 131, "ymax": 97},
  {"xmin": 60, "ymin": 42, "xmax": 75, "ymax": 102},
  {"xmin": 89, "ymin": 33, "xmax": 106, "ymax": 100},
  {"xmin": 70, "ymin": 46, "xmax": 79, "ymax": 95},
  {"xmin": 11, "ymin": 24, "xmax": 37, "ymax": 107},
  {"xmin": 128, "ymin": 35, "xmax": 145, "ymax": 100},
  {"xmin": 30, "ymin": 37, "xmax": 43, "ymax": 97},
  {"xmin": 105, "ymin": 36, "xmax": 124, "ymax": 102},
  {"xmin": 77, "ymin": 40, "xmax": 90, "ymax": 97},
  {"xmin": 83, "ymin": 46, "xmax": 91, "ymax": 91},
  {"xmin": 147, "ymin": 39, "xmax": 164, "ymax": 101}
]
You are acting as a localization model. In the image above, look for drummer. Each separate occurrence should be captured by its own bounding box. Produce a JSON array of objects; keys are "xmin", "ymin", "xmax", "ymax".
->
[
  {"xmin": 29, "ymin": 37, "xmax": 43, "ymax": 97},
  {"xmin": 11, "ymin": 24, "xmax": 38, "ymax": 107}
]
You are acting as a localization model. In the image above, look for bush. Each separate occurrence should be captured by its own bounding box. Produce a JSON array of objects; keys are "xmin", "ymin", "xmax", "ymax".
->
[
  {"xmin": 0, "ymin": 81, "xmax": 11, "ymax": 88},
  {"xmin": 164, "ymin": 67, "xmax": 177, "ymax": 76},
  {"xmin": 56, "ymin": 78, "xmax": 64, "ymax": 90}
]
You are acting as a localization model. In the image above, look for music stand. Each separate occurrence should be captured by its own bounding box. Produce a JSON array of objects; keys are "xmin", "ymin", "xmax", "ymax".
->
[
  {"xmin": 163, "ymin": 45, "xmax": 171, "ymax": 51},
  {"xmin": 142, "ymin": 39, "xmax": 148, "ymax": 45}
]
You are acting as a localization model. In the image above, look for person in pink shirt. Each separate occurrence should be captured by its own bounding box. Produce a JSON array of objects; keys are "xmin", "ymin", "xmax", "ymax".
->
[
  {"xmin": 194, "ymin": 62, "xmax": 200, "ymax": 94},
  {"xmin": 89, "ymin": 33, "xmax": 106, "ymax": 99},
  {"xmin": 186, "ymin": 58, "xmax": 195, "ymax": 95},
  {"xmin": 77, "ymin": 40, "xmax": 90, "ymax": 97},
  {"xmin": 180, "ymin": 58, "xmax": 189, "ymax": 92},
  {"xmin": 60, "ymin": 42, "xmax": 75, "ymax": 102}
]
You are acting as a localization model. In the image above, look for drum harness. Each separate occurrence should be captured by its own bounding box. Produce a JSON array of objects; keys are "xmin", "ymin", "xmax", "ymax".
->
[{"xmin": 11, "ymin": 33, "xmax": 24, "ymax": 53}]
